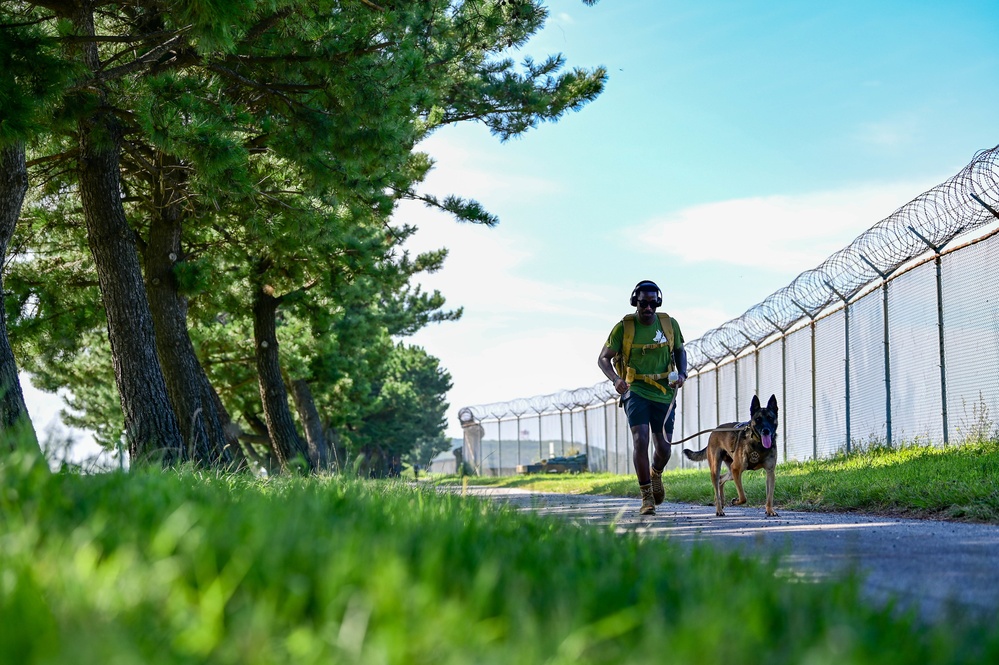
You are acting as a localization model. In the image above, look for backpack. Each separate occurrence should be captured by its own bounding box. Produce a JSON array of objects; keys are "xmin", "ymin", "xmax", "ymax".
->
[{"xmin": 613, "ymin": 312, "xmax": 675, "ymax": 395}]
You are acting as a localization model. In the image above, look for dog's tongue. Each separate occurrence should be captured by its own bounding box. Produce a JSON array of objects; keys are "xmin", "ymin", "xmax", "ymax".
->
[{"xmin": 761, "ymin": 433, "xmax": 773, "ymax": 449}]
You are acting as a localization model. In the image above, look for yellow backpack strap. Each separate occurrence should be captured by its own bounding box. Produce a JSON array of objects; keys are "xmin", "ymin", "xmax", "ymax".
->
[
  {"xmin": 628, "ymin": 312, "xmax": 677, "ymax": 394},
  {"xmin": 615, "ymin": 314, "xmax": 636, "ymax": 381},
  {"xmin": 629, "ymin": 313, "xmax": 675, "ymax": 359},
  {"xmin": 658, "ymin": 312, "xmax": 674, "ymax": 350},
  {"xmin": 622, "ymin": 314, "xmax": 636, "ymax": 364}
]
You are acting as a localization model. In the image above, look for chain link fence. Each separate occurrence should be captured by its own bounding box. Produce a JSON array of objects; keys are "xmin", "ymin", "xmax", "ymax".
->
[{"xmin": 457, "ymin": 145, "xmax": 999, "ymax": 477}]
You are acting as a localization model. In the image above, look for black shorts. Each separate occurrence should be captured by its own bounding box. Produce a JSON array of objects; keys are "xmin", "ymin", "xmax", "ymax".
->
[{"xmin": 623, "ymin": 391, "xmax": 676, "ymax": 434}]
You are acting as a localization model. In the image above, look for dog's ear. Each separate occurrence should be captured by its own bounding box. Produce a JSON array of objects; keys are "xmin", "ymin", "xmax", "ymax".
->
[
  {"xmin": 767, "ymin": 394, "xmax": 778, "ymax": 414},
  {"xmin": 751, "ymin": 394, "xmax": 761, "ymax": 415}
]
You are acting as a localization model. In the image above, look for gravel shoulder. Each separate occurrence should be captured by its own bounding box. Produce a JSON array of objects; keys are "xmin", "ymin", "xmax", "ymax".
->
[{"xmin": 460, "ymin": 487, "xmax": 999, "ymax": 624}]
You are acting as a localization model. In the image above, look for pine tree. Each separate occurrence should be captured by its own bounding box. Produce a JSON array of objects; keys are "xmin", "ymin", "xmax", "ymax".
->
[
  {"xmin": 0, "ymin": 7, "xmax": 73, "ymax": 453},
  {"xmin": 7, "ymin": 1, "xmax": 606, "ymax": 468}
]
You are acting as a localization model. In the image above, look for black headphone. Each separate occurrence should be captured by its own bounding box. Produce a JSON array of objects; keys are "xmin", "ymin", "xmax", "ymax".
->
[{"xmin": 630, "ymin": 280, "xmax": 662, "ymax": 307}]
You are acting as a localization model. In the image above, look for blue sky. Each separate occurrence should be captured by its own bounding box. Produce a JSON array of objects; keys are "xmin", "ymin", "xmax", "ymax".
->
[
  {"xmin": 24, "ymin": 0, "xmax": 999, "ymax": 448},
  {"xmin": 400, "ymin": 0, "xmax": 999, "ymax": 437}
]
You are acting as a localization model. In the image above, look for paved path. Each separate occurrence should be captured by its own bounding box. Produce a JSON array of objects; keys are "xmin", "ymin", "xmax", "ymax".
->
[{"xmin": 461, "ymin": 487, "xmax": 999, "ymax": 624}]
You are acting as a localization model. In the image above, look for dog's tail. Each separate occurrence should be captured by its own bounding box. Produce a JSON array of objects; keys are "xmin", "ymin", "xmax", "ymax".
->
[{"xmin": 683, "ymin": 447, "xmax": 707, "ymax": 462}]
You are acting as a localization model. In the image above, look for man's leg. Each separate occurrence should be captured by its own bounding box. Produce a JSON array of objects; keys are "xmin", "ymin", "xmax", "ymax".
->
[
  {"xmin": 651, "ymin": 431, "xmax": 672, "ymax": 473},
  {"xmin": 649, "ymin": 400, "xmax": 675, "ymax": 505},
  {"xmin": 649, "ymin": 431, "xmax": 670, "ymax": 505},
  {"xmin": 625, "ymin": 394, "xmax": 656, "ymax": 515},
  {"xmin": 632, "ymin": 423, "xmax": 656, "ymax": 515},
  {"xmin": 631, "ymin": 423, "xmax": 652, "ymax": 485}
]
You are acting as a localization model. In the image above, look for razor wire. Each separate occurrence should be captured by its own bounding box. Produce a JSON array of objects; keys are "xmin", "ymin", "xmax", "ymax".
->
[
  {"xmin": 458, "ymin": 144, "xmax": 999, "ymax": 424},
  {"xmin": 685, "ymin": 144, "xmax": 999, "ymax": 370}
]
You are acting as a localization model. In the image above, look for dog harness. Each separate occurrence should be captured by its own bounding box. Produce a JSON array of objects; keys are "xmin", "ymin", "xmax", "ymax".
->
[{"xmin": 613, "ymin": 312, "xmax": 675, "ymax": 395}]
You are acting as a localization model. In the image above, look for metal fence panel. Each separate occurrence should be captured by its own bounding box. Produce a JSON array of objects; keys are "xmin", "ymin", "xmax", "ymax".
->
[
  {"xmin": 717, "ymin": 361, "xmax": 737, "ymax": 424},
  {"xmin": 737, "ymin": 352, "xmax": 757, "ymax": 416},
  {"xmin": 815, "ymin": 309, "xmax": 847, "ymax": 458},
  {"xmin": 757, "ymin": 339, "xmax": 786, "ymax": 461},
  {"xmin": 784, "ymin": 325, "xmax": 814, "ymax": 460},
  {"xmin": 678, "ymin": 374, "xmax": 699, "ymax": 468},
  {"xmin": 698, "ymin": 367, "xmax": 718, "ymax": 439},
  {"xmin": 888, "ymin": 262, "xmax": 944, "ymax": 444},
  {"xmin": 849, "ymin": 287, "xmax": 889, "ymax": 446},
  {"xmin": 942, "ymin": 236, "xmax": 999, "ymax": 443}
]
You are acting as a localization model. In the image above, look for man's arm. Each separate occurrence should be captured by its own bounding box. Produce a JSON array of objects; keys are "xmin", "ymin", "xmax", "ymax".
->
[
  {"xmin": 672, "ymin": 347, "xmax": 687, "ymax": 388},
  {"xmin": 598, "ymin": 345, "xmax": 628, "ymax": 395}
]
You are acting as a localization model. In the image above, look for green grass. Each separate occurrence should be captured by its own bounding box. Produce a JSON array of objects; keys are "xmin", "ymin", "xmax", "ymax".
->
[
  {"xmin": 4, "ymin": 445, "xmax": 999, "ymax": 663},
  {"xmin": 446, "ymin": 440, "xmax": 999, "ymax": 523}
]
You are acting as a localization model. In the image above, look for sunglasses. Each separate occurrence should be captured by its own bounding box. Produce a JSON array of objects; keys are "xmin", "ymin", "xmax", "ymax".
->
[{"xmin": 637, "ymin": 300, "xmax": 658, "ymax": 309}]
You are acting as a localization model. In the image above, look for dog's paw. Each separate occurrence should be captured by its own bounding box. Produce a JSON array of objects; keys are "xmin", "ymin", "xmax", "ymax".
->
[
  {"xmin": 766, "ymin": 509, "xmax": 778, "ymax": 517},
  {"xmin": 715, "ymin": 509, "xmax": 726, "ymax": 517}
]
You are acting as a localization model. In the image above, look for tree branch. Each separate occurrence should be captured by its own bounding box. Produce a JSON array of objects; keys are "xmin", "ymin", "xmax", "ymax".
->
[{"xmin": 96, "ymin": 31, "xmax": 193, "ymax": 82}]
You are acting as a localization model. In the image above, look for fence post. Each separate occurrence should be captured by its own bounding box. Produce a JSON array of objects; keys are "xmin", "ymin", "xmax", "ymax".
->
[
  {"xmin": 559, "ymin": 409, "xmax": 566, "ymax": 456},
  {"xmin": 908, "ymin": 226, "xmax": 950, "ymax": 445},
  {"xmin": 883, "ymin": 283, "xmax": 891, "ymax": 446},
  {"xmin": 762, "ymin": 315, "xmax": 791, "ymax": 461},
  {"xmin": 826, "ymin": 281, "xmax": 854, "ymax": 453},
  {"xmin": 516, "ymin": 415, "xmax": 522, "ymax": 470},
  {"xmin": 537, "ymin": 412, "xmax": 543, "ymax": 460},
  {"xmin": 860, "ymin": 255, "xmax": 894, "ymax": 447},
  {"xmin": 714, "ymin": 364, "xmax": 721, "ymax": 427},
  {"xmin": 568, "ymin": 408, "xmax": 574, "ymax": 455},
  {"xmin": 696, "ymin": 371, "xmax": 702, "ymax": 462},
  {"xmin": 497, "ymin": 418, "xmax": 502, "ymax": 476}
]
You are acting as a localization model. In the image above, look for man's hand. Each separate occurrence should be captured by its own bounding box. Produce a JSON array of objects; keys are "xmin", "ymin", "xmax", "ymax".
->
[{"xmin": 612, "ymin": 377, "xmax": 629, "ymax": 395}]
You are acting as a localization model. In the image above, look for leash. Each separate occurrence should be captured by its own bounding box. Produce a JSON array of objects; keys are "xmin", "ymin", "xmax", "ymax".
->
[
  {"xmin": 619, "ymin": 375, "xmax": 749, "ymax": 447},
  {"xmin": 669, "ymin": 423, "xmax": 749, "ymax": 446}
]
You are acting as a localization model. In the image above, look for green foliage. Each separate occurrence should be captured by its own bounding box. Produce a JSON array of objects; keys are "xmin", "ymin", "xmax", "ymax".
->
[
  {"xmin": 171, "ymin": 257, "xmax": 215, "ymax": 297},
  {"xmin": 0, "ymin": 5, "xmax": 76, "ymax": 145},
  {"xmin": 4, "ymin": 466, "xmax": 998, "ymax": 664},
  {"xmin": 4, "ymin": 0, "xmax": 606, "ymax": 455},
  {"xmin": 348, "ymin": 344, "xmax": 453, "ymax": 476}
]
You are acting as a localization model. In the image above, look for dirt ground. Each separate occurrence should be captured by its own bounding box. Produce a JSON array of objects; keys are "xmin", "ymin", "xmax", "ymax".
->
[{"xmin": 460, "ymin": 487, "xmax": 999, "ymax": 624}]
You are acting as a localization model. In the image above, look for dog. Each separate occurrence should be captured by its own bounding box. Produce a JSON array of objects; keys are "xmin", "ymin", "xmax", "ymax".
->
[{"xmin": 683, "ymin": 394, "xmax": 779, "ymax": 517}]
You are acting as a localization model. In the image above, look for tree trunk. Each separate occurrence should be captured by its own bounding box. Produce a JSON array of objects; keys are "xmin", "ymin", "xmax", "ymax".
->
[
  {"xmin": 0, "ymin": 142, "xmax": 40, "ymax": 452},
  {"xmin": 243, "ymin": 411, "xmax": 281, "ymax": 473},
  {"xmin": 290, "ymin": 378, "xmax": 331, "ymax": 471},
  {"xmin": 73, "ymin": 6, "xmax": 183, "ymax": 465},
  {"xmin": 143, "ymin": 152, "xmax": 235, "ymax": 468},
  {"xmin": 252, "ymin": 284, "xmax": 311, "ymax": 471}
]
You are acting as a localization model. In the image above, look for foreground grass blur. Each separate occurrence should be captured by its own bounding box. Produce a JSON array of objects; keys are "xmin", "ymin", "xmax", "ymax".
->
[
  {"xmin": 2, "ymin": 450, "xmax": 999, "ymax": 664},
  {"xmin": 447, "ymin": 439, "xmax": 999, "ymax": 523}
]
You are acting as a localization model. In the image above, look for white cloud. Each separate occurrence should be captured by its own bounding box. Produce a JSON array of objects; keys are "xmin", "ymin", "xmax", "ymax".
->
[
  {"xmin": 404, "ymin": 172, "xmax": 950, "ymax": 436},
  {"xmin": 402, "ymin": 198, "xmax": 611, "ymax": 435},
  {"xmin": 633, "ymin": 181, "xmax": 939, "ymax": 270},
  {"xmin": 414, "ymin": 129, "xmax": 561, "ymax": 201},
  {"xmin": 855, "ymin": 117, "xmax": 920, "ymax": 148}
]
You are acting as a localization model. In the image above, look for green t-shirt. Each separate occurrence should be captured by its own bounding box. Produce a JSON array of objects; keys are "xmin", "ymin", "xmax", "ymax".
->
[{"xmin": 605, "ymin": 315, "xmax": 685, "ymax": 403}]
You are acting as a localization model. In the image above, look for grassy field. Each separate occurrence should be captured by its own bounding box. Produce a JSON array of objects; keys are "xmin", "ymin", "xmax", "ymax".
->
[
  {"xmin": 443, "ymin": 440, "xmax": 999, "ymax": 523},
  {"xmin": 2, "ymin": 443, "xmax": 999, "ymax": 664}
]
